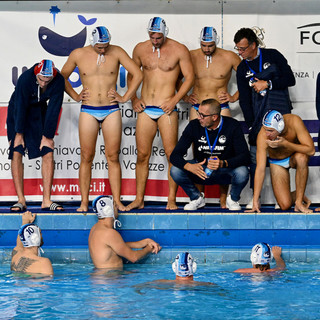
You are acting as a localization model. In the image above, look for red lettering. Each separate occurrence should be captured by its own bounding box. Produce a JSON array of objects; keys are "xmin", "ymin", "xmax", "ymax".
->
[{"xmin": 0, "ymin": 106, "xmax": 8, "ymax": 136}]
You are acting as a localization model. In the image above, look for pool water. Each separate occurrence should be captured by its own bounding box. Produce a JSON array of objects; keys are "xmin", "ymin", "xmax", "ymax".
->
[{"xmin": 1, "ymin": 262, "xmax": 320, "ymax": 319}]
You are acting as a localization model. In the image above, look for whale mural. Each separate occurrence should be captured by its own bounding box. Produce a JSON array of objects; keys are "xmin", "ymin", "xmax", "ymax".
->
[{"xmin": 38, "ymin": 26, "xmax": 87, "ymax": 56}]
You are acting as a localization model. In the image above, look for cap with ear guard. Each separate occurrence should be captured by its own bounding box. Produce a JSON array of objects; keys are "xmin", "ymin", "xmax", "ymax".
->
[
  {"xmin": 34, "ymin": 60, "xmax": 57, "ymax": 77},
  {"xmin": 262, "ymin": 110, "xmax": 285, "ymax": 133},
  {"xmin": 92, "ymin": 195, "xmax": 122, "ymax": 228},
  {"xmin": 91, "ymin": 26, "xmax": 111, "ymax": 46},
  {"xmin": 172, "ymin": 252, "xmax": 197, "ymax": 277},
  {"xmin": 147, "ymin": 17, "xmax": 169, "ymax": 37},
  {"xmin": 250, "ymin": 242, "xmax": 273, "ymax": 265},
  {"xmin": 18, "ymin": 223, "xmax": 41, "ymax": 248},
  {"xmin": 200, "ymin": 26, "xmax": 220, "ymax": 45}
]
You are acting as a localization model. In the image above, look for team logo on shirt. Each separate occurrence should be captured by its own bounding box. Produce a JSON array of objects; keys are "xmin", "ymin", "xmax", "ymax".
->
[{"xmin": 219, "ymin": 135, "xmax": 226, "ymax": 144}]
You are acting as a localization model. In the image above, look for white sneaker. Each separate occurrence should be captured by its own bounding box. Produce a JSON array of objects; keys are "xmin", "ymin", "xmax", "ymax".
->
[
  {"xmin": 275, "ymin": 203, "xmax": 280, "ymax": 209},
  {"xmin": 184, "ymin": 192, "xmax": 205, "ymax": 210},
  {"xmin": 246, "ymin": 197, "xmax": 253, "ymax": 210},
  {"xmin": 226, "ymin": 195, "xmax": 241, "ymax": 211}
]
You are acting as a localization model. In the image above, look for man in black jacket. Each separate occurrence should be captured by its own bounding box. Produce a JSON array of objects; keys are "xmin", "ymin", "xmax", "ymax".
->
[
  {"xmin": 234, "ymin": 28, "xmax": 295, "ymax": 208},
  {"xmin": 170, "ymin": 98, "xmax": 249, "ymax": 211}
]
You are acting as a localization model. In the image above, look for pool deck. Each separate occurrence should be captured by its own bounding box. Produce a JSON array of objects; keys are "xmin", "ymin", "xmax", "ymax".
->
[{"xmin": 1, "ymin": 204, "xmax": 320, "ymax": 264}]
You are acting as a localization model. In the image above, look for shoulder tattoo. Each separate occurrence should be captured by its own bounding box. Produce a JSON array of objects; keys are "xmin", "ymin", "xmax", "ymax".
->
[{"xmin": 11, "ymin": 257, "xmax": 37, "ymax": 272}]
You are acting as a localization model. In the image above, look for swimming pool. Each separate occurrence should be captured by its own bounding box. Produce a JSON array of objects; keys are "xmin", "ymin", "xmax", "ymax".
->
[{"xmin": 1, "ymin": 262, "xmax": 320, "ymax": 319}]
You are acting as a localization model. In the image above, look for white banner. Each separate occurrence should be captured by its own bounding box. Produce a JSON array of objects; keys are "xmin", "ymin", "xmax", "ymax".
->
[{"xmin": 0, "ymin": 8, "xmax": 319, "ymax": 204}]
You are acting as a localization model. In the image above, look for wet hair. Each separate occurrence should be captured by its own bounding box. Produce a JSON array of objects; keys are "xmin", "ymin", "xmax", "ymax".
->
[
  {"xmin": 254, "ymin": 263, "xmax": 271, "ymax": 271},
  {"xmin": 234, "ymin": 28, "xmax": 259, "ymax": 46},
  {"xmin": 200, "ymin": 98, "xmax": 221, "ymax": 115}
]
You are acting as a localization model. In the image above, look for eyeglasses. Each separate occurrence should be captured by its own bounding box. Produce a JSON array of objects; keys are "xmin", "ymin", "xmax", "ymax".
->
[
  {"xmin": 196, "ymin": 110, "xmax": 217, "ymax": 119},
  {"xmin": 234, "ymin": 44, "xmax": 251, "ymax": 53}
]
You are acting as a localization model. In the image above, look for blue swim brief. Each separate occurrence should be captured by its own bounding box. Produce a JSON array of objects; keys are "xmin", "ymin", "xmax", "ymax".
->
[
  {"xmin": 144, "ymin": 105, "xmax": 177, "ymax": 121},
  {"xmin": 268, "ymin": 156, "xmax": 290, "ymax": 169},
  {"xmin": 81, "ymin": 104, "xmax": 119, "ymax": 122}
]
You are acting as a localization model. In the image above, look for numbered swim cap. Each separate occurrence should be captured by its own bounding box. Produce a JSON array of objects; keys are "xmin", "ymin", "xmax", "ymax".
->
[
  {"xmin": 262, "ymin": 110, "xmax": 285, "ymax": 133},
  {"xmin": 250, "ymin": 242, "xmax": 273, "ymax": 265},
  {"xmin": 18, "ymin": 223, "xmax": 41, "ymax": 248},
  {"xmin": 34, "ymin": 60, "xmax": 57, "ymax": 77},
  {"xmin": 92, "ymin": 195, "xmax": 115, "ymax": 219},
  {"xmin": 91, "ymin": 26, "xmax": 111, "ymax": 46},
  {"xmin": 200, "ymin": 26, "xmax": 220, "ymax": 45},
  {"xmin": 147, "ymin": 17, "xmax": 169, "ymax": 37},
  {"xmin": 172, "ymin": 252, "xmax": 197, "ymax": 277}
]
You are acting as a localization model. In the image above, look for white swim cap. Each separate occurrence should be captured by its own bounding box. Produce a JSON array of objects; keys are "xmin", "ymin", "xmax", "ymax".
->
[
  {"xmin": 18, "ymin": 223, "xmax": 41, "ymax": 248},
  {"xmin": 200, "ymin": 26, "xmax": 220, "ymax": 45},
  {"xmin": 92, "ymin": 195, "xmax": 115, "ymax": 219},
  {"xmin": 172, "ymin": 252, "xmax": 197, "ymax": 277},
  {"xmin": 91, "ymin": 26, "xmax": 111, "ymax": 46},
  {"xmin": 250, "ymin": 243, "xmax": 273, "ymax": 265},
  {"xmin": 262, "ymin": 110, "xmax": 285, "ymax": 133},
  {"xmin": 147, "ymin": 17, "xmax": 168, "ymax": 37}
]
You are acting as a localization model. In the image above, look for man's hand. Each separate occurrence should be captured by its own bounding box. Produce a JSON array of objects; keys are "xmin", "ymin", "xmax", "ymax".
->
[
  {"xmin": 272, "ymin": 246, "xmax": 282, "ymax": 258},
  {"xmin": 207, "ymin": 157, "xmax": 220, "ymax": 171},
  {"xmin": 218, "ymin": 91, "xmax": 232, "ymax": 104},
  {"xmin": 146, "ymin": 239, "xmax": 162, "ymax": 254},
  {"xmin": 14, "ymin": 133, "xmax": 25, "ymax": 148},
  {"xmin": 40, "ymin": 136, "xmax": 54, "ymax": 151},
  {"xmin": 252, "ymin": 78, "xmax": 268, "ymax": 93},
  {"xmin": 245, "ymin": 199, "xmax": 261, "ymax": 213},
  {"xmin": 107, "ymin": 89, "xmax": 126, "ymax": 104},
  {"xmin": 183, "ymin": 93, "xmax": 199, "ymax": 105},
  {"xmin": 132, "ymin": 98, "xmax": 146, "ymax": 113},
  {"xmin": 160, "ymin": 98, "xmax": 177, "ymax": 114},
  {"xmin": 266, "ymin": 136, "xmax": 285, "ymax": 149},
  {"xmin": 78, "ymin": 87, "xmax": 89, "ymax": 103},
  {"xmin": 22, "ymin": 211, "xmax": 36, "ymax": 225},
  {"xmin": 185, "ymin": 159, "xmax": 207, "ymax": 180}
]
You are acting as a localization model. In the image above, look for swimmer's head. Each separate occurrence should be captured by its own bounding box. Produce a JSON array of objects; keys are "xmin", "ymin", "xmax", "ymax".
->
[
  {"xmin": 262, "ymin": 110, "xmax": 285, "ymax": 133},
  {"xmin": 172, "ymin": 252, "xmax": 197, "ymax": 277},
  {"xmin": 147, "ymin": 17, "xmax": 169, "ymax": 37},
  {"xmin": 18, "ymin": 223, "xmax": 42, "ymax": 248},
  {"xmin": 250, "ymin": 242, "xmax": 273, "ymax": 266},
  {"xmin": 200, "ymin": 26, "xmax": 219, "ymax": 45},
  {"xmin": 34, "ymin": 60, "xmax": 57, "ymax": 78},
  {"xmin": 91, "ymin": 26, "xmax": 111, "ymax": 46},
  {"xmin": 92, "ymin": 195, "xmax": 121, "ymax": 228}
]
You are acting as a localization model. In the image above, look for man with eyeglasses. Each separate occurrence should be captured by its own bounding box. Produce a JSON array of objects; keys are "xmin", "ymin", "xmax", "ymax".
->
[
  {"xmin": 233, "ymin": 28, "xmax": 295, "ymax": 209},
  {"xmin": 170, "ymin": 98, "xmax": 249, "ymax": 211}
]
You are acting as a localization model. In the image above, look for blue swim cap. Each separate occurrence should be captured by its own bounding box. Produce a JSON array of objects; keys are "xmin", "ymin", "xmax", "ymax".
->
[
  {"xmin": 147, "ymin": 17, "xmax": 168, "ymax": 37},
  {"xmin": 172, "ymin": 252, "xmax": 197, "ymax": 277},
  {"xmin": 262, "ymin": 110, "xmax": 284, "ymax": 133},
  {"xmin": 200, "ymin": 27, "xmax": 219, "ymax": 44},
  {"xmin": 91, "ymin": 26, "xmax": 111, "ymax": 46},
  {"xmin": 18, "ymin": 223, "xmax": 41, "ymax": 248},
  {"xmin": 250, "ymin": 243, "xmax": 273, "ymax": 265}
]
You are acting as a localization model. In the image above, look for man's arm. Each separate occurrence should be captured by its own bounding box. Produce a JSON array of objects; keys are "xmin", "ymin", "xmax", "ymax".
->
[
  {"xmin": 108, "ymin": 230, "xmax": 161, "ymax": 263},
  {"xmin": 110, "ymin": 47, "xmax": 143, "ymax": 103},
  {"xmin": 161, "ymin": 44, "xmax": 194, "ymax": 113},
  {"xmin": 60, "ymin": 50, "xmax": 85, "ymax": 103},
  {"xmin": 246, "ymin": 129, "xmax": 268, "ymax": 213},
  {"xmin": 267, "ymin": 116, "xmax": 315, "ymax": 156},
  {"xmin": 127, "ymin": 44, "xmax": 145, "ymax": 113},
  {"xmin": 12, "ymin": 211, "xmax": 36, "ymax": 253},
  {"xmin": 316, "ymin": 73, "xmax": 320, "ymax": 120},
  {"xmin": 272, "ymin": 246, "xmax": 286, "ymax": 270}
]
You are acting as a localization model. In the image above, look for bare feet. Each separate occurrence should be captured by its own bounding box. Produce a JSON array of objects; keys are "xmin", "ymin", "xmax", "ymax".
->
[
  {"xmin": 294, "ymin": 202, "xmax": 313, "ymax": 213},
  {"xmin": 77, "ymin": 202, "xmax": 89, "ymax": 212},
  {"xmin": 219, "ymin": 185, "xmax": 228, "ymax": 209},
  {"xmin": 166, "ymin": 200, "xmax": 178, "ymax": 210},
  {"xmin": 115, "ymin": 201, "xmax": 126, "ymax": 212},
  {"xmin": 315, "ymin": 207, "xmax": 320, "ymax": 212},
  {"xmin": 125, "ymin": 199, "xmax": 144, "ymax": 211}
]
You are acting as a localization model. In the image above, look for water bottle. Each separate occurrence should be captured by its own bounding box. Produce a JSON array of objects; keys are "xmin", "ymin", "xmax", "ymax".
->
[
  {"xmin": 249, "ymin": 77, "xmax": 267, "ymax": 96},
  {"xmin": 205, "ymin": 157, "xmax": 217, "ymax": 178}
]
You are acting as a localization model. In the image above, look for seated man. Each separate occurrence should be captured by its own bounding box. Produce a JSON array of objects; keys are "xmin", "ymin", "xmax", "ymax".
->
[
  {"xmin": 11, "ymin": 211, "xmax": 53, "ymax": 276},
  {"xmin": 247, "ymin": 110, "xmax": 315, "ymax": 213},
  {"xmin": 170, "ymin": 98, "xmax": 250, "ymax": 211},
  {"xmin": 234, "ymin": 243, "xmax": 286, "ymax": 273},
  {"xmin": 88, "ymin": 195, "xmax": 161, "ymax": 269}
]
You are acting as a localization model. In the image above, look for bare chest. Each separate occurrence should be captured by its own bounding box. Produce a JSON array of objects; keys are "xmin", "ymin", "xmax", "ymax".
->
[{"xmin": 141, "ymin": 52, "xmax": 179, "ymax": 73}]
